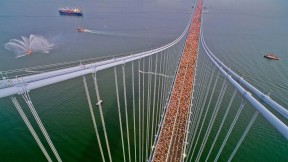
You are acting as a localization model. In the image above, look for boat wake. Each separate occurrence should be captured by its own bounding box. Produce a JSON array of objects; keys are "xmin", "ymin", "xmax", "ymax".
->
[{"xmin": 82, "ymin": 29, "xmax": 134, "ymax": 37}]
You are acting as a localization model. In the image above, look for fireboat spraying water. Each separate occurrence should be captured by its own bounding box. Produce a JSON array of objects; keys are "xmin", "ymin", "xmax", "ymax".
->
[
  {"xmin": 26, "ymin": 49, "xmax": 32, "ymax": 55},
  {"xmin": 4, "ymin": 34, "xmax": 54, "ymax": 58}
]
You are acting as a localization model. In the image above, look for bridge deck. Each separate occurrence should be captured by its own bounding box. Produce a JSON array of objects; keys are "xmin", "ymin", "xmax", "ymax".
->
[{"xmin": 152, "ymin": 1, "xmax": 203, "ymax": 161}]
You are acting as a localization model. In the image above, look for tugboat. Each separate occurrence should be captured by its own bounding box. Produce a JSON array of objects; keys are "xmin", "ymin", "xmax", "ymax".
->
[
  {"xmin": 77, "ymin": 27, "xmax": 85, "ymax": 32},
  {"xmin": 59, "ymin": 8, "xmax": 83, "ymax": 16},
  {"xmin": 264, "ymin": 53, "xmax": 280, "ymax": 60}
]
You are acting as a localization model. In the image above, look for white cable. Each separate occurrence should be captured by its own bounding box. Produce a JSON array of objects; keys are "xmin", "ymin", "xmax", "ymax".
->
[
  {"xmin": 150, "ymin": 55, "xmax": 158, "ymax": 150},
  {"xmin": 114, "ymin": 67, "xmax": 126, "ymax": 162},
  {"xmin": 92, "ymin": 73, "xmax": 112, "ymax": 162},
  {"xmin": 155, "ymin": 53, "xmax": 163, "ymax": 134},
  {"xmin": 227, "ymin": 111, "xmax": 259, "ymax": 162},
  {"xmin": 214, "ymin": 99, "xmax": 245, "ymax": 162},
  {"xmin": 145, "ymin": 57, "xmax": 152, "ymax": 161},
  {"xmin": 184, "ymin": 60, "xmax": 214, "ymax": 161},
  {"xmin": 138, "ymin": 60, "xmax": 142, "ymax": 162},
  {"xmin": 132, "ymin": 61, "xmax": 137, "ymax": 162},
  {"xmin": 11, "ymin": 96, "xmax": 52, "ymax": 162},
  {"xmin": 205, "ymin": 89, "xmax": 237, "ymax": 162},
  {"xmin": 141, "ymin": 59, "xmax": 145, "ymax": 162},
  {"xmin": 82, "ymin": 76, "xmax": 105, "ymax": 162},
  {"xmin": 22, "ymin": 92, "xmax": 62, "ymax": 162},
  {"xmin": 188, "ymin": 71, "xmax": 220, "ymax": 161},
  {"xmin": 122, "ymin": 64, "xmax": 131, "ymax": 162},
  {"xmin": 195, "ymin": 79, "xmax": 228, "ymax": 162}
]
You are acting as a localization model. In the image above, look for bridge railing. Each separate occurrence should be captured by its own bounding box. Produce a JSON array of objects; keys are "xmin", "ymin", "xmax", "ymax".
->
[
  {"xmin": 1, "ymin": 4, "xmax": 288, "ymax": 161},
  {"xmin": 0, "ymin": 22, "xmax": 188, "ymax": 161},
  {"xmin": 0, "ymin": 22, "xmax": 188, "ymax": 93},
  {"xmin": 181, "ymin": 30, "xmax": 288, "ymax": 162},
  {"xmin": 201, "ymin": 37, "xmax": 288, "ymax": 120}
]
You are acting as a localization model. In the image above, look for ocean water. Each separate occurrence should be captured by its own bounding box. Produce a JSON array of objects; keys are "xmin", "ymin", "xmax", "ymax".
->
[
  {"xmin": 203, "ymin": 0, "xmax": 288, "ymax": 108},
  {"xmin": 200, "ymin": 0, "xmax": 288, "ymax": 161},
  {"xmin": 0, "ymin": 0, "xmax": 287, "ymax": 161},
  {"xmin": 0, "ymin": 0, "xmax": 192, "ymax": 70},
  {"xmin": 0, "ymin": 0, "xmax": 193, "ymax": 161}
]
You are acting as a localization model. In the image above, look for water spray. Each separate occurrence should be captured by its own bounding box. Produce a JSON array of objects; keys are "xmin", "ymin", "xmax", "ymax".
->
[{"xmin": 4, "ymin": 34, "xmax": 54, "ymax": 58}]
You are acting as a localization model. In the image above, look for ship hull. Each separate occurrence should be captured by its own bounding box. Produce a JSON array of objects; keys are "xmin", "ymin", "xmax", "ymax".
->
[
  {"xmin": 264, "ymin": 56, "xmax": 279, "ymax": 60},
  {"xmin": 264, "ymin": 54, "xmax": 280, "ymax": 60},
  {"xmin": 59, "ymin": 11, "xmax": 83, "ymax": 16}
]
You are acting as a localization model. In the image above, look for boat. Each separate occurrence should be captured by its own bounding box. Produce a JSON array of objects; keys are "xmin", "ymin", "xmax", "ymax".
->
[
  {"xmin": 77, "ymin": 27, "xmax": 85, "ymax": 32},
  {"xmin": 59, "ymin": 8, "xmax": 83, "ymax": 16},
  {"xmin": 26, "ymin": 49, "xmax": 32, "ymax": 55},
  {"xmin": 264, "ymin": 53, "xmax": 280, "ymax": 60},
  {"xmin": 15, "ymin": 49, "xmax": 32, "ymax": 58}
]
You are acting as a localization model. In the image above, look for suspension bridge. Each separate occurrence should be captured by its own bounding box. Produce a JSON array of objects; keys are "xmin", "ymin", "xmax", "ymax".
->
[{"xmin": 0, "ymin": 0, "xmax": 287, "ymax": 161}]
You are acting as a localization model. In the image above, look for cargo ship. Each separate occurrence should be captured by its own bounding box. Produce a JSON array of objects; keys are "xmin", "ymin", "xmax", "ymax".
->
[
  {"xmin": 264, "ymin": 53, "xmax": 280, "ymax": 60},
  {"xmin": 59, "ymin": 8, "xmax": 83, "ymax": 16}
]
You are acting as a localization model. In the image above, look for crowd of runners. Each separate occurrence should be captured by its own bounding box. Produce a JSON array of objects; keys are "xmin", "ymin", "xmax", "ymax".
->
[{"xmin": 152, "ymin": 1, "xmax": 203, "ymax": 161}]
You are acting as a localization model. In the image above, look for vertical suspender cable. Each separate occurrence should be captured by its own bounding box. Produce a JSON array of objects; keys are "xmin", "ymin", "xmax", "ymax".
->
[
  {"xmin": 138, "ymin": 60, "xmax": 142, "ymax": 162},
  {"xmin": 22, "ymin": 92, "xmax": 62, "ymax": 162},
  {"xmin": 114, "ymin": 67, "xmax": 126, "ymax": 162},
  {"xmin": 161, "ymin": 51, "xmax": 167, "ymax": 115},
  {"xmin": 10, "ymin": 96, "xmax": 52, "ymax": 162},
  {"xmin": 92, "ymin": 73, "xmax": 112, "ymax": 162},
  {"xmin": 214, "ymin": 99, "xmax": 246, "ymax": 162},
  {"xmin": 173, "ymin": 45, "xmax": 178, "ymax": 76},
  {"xmin": 185, "ymin": 57, "xmax": 212, "ymax": 162},
  {"xmin": 188, "ymin": 67, "xmax": 217, "ymax": 154},
  {"xmin": 193, "ymin": 57, "xmax": 210, "ymax": 110},
  {"xmin": 141, "ymin": 59, "xmax": 145, "ymax": 162},
  {"xmin": 166, "ymin": 48, "xmax": 174, "ymax": 108},
  {"xmin": 151, "ymin": 54, "xmax": 158, "ymax": 149},
  {"xmin": 145, "ymin": 57, "xmax": 152, "ymax": 161},
  {"xmin": 188, "ymin": 70, "xmax": 219, "ymax": 162},
  {"xmin": 82, "ymin": 76, "xmax": 105, "ymax": 162},
  {"xmin": 166, "ymin": 49, "xmax": 172, "ymax": 106},
  {"xmin": 122, "ymin": 64, "xmax": 131, "ymax": 162},
  {"xmin": 155, "ymin": 52, "xmax": 162, "ymax": 133},
  {"xmin": 161, "ymin": 50, "xmax": 168, "ymax": 107},
  {"xmin": 159, "ymin": 51, "xmax": 166, "ymax": 119},
  {"xmin": 161, "ymin": 51, "xmax": 169, "ymax": 109},
  {"xmin": 132, "ymin": 61, "xmax": 137, "ymax": 162},
  {"xmin": 227, "ymin": 111, "xmax": 259, "ymax": 162},
  {"xmin": 205, "ymin": 89, "xmax": 237, "ymax": 162},
  {"xmin": 195, "ymin": 78, "xmax": 228, "ymax": 162},
  {"xmin": 188, "ymin": 58, "xmax": 211, "ymax": 139},
  {"xmin": 192, "ymin": 57, "xmax": 212, "ymax": 122}
]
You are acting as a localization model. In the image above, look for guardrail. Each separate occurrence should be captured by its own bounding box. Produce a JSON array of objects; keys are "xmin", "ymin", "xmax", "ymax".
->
[
  {"xmin": 0, "ymin": 23, "xmax": 190, "ymax": 99},
  {"xmin": 201, "ymin": 40, "xmax": 288, "ymax": 120},
  {"xmin": 200, "ymin": 31, "xmax": 288, "ymax": 139}
]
